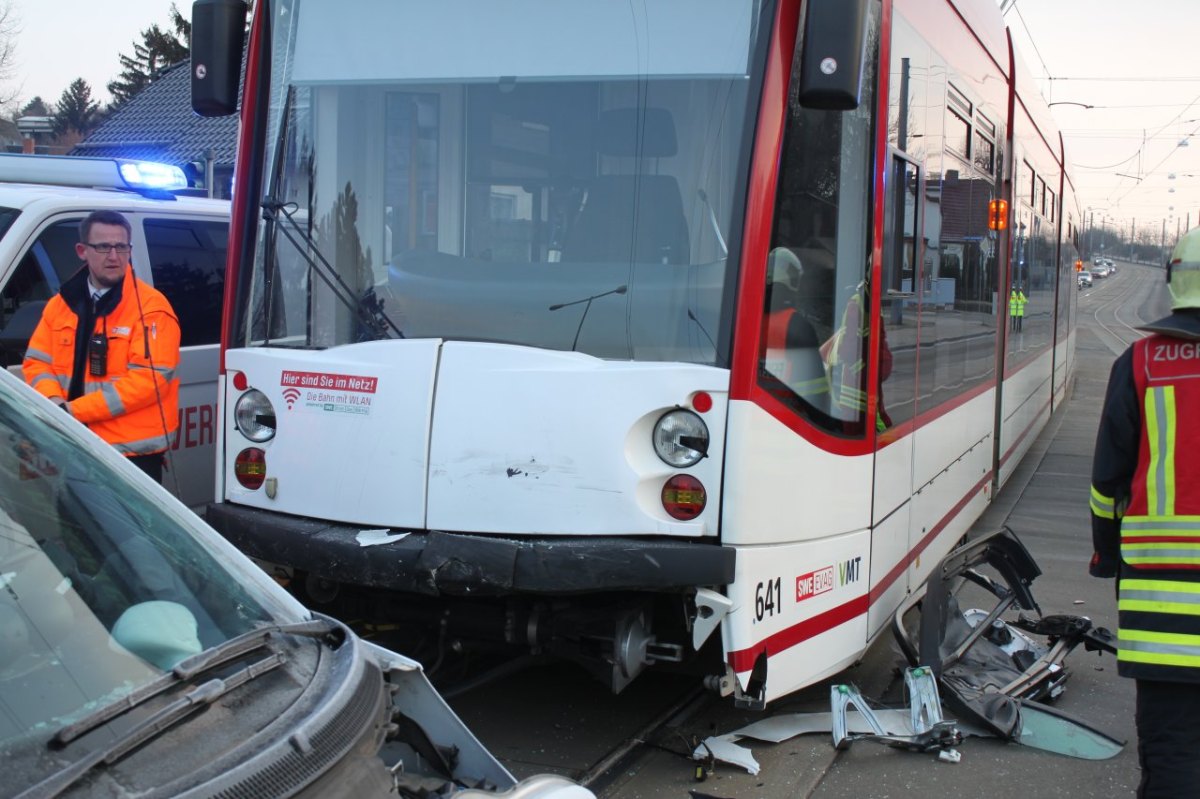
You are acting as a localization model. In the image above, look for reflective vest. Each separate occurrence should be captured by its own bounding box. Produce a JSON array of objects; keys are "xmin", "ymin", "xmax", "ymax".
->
[
  {"xmin": 1009, "ymin": 290, "xmax": 1027, "ymax": 317},
  {"xmin": 764, "ymin": 308, "xmax": 829, "ymax": 401},
  {"xmin": 23, "ymin": 268, "xmax": 181, "ymax": 456},
  {"xmin": 1113, "ymin": 333, "xmax": 1200, "ymax": 680},
  {"xmin": 826, "ymin": 291, "xmax": 868, "ymax": 423},
  {"xmin": 823, "ymin": 289, "xmax": 889, "ymax": 433}
]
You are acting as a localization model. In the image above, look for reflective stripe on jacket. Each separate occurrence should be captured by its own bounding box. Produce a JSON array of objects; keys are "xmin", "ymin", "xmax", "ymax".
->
[
  {"xmin": 1113, "ymin": 332, "xmax": 1200, "ymax": 680},
  {"xmin": 764, "ymin": 308, "xmax": 829, "ymax": 400},
  {"xmin": 23, "ymin": 267, "xmax": 180, "ymax": 455}
]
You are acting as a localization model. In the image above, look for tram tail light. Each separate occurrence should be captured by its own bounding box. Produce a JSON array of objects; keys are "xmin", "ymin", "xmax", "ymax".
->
[
  {"xmin": 235, "ymin": 447, "xmax": 267, "ymax": 490},
  {"xmin": 662, "ymin": 474, "xmax": 706, "ymax": 520},
  {"xmin": 988, "ymin": 199, "xmax": 1008, "ymax": 231}
]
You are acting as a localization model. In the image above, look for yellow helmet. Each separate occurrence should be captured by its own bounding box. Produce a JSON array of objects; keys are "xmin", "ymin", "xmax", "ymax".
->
[{"xmin": 1168, "ymin": 227, "xmax": 1200, "ymax": 309}]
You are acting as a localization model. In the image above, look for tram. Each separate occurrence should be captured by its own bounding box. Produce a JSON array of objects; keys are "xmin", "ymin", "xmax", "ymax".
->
[{"xmin": 192, "ymin": 0, "xmax": 1080, "ymax": 705}]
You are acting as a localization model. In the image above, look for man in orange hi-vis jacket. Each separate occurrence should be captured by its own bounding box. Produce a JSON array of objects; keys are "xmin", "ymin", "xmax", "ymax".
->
[{"xmin": 22, "ymin": 210, "xmax": 180, "ymax": 482}]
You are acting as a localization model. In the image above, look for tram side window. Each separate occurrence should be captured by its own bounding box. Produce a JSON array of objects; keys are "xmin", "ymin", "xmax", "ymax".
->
[{"xmin": 759, "ymin": 2, "xmax": 880, "ymax": 436}]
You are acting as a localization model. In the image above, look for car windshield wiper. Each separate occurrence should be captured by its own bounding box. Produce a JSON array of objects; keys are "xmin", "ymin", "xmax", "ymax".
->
[
  {"xmin": 50, "ymin": 617, "xmax": 340, "ymax": 748},
  {"xmin": 18, "ymin": 654, "xmax": 287, "ymax": 799},
  {"xmin": 17, "ymin": 618, "xmax": 341, "ymax": 799}
]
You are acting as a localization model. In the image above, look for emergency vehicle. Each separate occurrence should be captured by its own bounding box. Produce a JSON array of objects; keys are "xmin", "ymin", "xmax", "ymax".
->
[{"xmin": 0, "ymin": 153, "xmax": 229, "ymax": 509}]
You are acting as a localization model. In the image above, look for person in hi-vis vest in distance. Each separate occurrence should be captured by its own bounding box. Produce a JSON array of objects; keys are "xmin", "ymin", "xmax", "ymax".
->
[
  {"xmin": 1009, "ymin": 286, "xmax": 1027, "ymax": 333},
  {"xmin": 22, "ymin": 210, "xmax": 180, "ymax": 483},
  {"xmin": 1091, "ymin": 227, "xmax": 1200, "ymax": 797}
]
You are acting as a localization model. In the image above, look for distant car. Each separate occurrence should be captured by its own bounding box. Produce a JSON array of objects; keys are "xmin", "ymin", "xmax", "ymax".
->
[
  {"xmin": 0, "ymin": 369, "xmax": 592, "ymax": 799},
  {"xmin": 1091, "ymin": 266, "xmax": 1109, "ymax": 279},
  {"xmin": 1077, "ymin": 271, "xmax": 1093, "ymax": 288}
]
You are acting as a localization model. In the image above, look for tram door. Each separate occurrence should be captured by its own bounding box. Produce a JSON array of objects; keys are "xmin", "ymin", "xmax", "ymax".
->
[{"xmin": 868, "ymin": 151, "xmax": 920, "ymax": 637}]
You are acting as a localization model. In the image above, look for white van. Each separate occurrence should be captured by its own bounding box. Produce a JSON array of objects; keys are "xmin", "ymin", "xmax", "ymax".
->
[{"xmin": 0, "ymin": 154, "xmax": 229, "ymax": 510}]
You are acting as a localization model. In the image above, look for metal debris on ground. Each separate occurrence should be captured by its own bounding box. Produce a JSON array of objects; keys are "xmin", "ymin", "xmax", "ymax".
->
[{"xmin": 692, "ymin": 528, "xmax": 1126, "ymax": 776}]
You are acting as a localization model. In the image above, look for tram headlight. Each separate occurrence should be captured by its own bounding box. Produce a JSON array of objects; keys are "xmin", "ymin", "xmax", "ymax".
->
[
  {"xmin": 234, "ymin": 389, "xmax": 276, "ymax": 442},
  {"xmin": 652, "ymin": 409, "xmax": 709, "ymax": 468}
]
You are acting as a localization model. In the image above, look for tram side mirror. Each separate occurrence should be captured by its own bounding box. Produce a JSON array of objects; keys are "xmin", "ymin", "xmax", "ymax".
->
[
  {"xmin": 796, "ymin": 0, "xmax": 869, "ymax": 111},
  {"xmin": 191, "ymin": 0, "xmax": 248, "ymax": 117}
]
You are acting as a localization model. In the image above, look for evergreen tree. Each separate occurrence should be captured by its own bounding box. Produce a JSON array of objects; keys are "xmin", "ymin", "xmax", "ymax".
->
[
  {"xmin": 52, "ymin": 79, "xmax": 100, "ymax": 137},
  {"xmin": 17, "ymin": 96, "xmax": 51, "ymax": 118},
  {"xmin": 106, "ymin": 3, "xmax": 190, "ymax": 107}
]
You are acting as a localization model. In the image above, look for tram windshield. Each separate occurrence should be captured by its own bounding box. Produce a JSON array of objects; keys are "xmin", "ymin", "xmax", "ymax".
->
[{"xmin": 239, "ymin": 0, "xmax": 766, "ymax": 364}]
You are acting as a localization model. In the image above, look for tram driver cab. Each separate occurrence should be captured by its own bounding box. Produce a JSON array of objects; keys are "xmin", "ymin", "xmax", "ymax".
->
[{"xmin": 561, "ymin": 107, "xmax": 690, "ymax": 266}]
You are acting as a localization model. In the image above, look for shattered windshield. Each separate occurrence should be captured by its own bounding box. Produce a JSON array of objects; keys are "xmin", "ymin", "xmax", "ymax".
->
[
  {"xmin": 241, "ymin": 0, "xmax": 765, "ymax": 364},
  {"xmin": 0, "ymin": 375, "xmax": 285, "ymax": 781}
]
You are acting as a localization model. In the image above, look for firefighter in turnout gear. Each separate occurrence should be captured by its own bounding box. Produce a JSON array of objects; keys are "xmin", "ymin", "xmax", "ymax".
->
[{"xmin": 1091, "ymin": 230, "xmax": 1200, "ymax": 797}]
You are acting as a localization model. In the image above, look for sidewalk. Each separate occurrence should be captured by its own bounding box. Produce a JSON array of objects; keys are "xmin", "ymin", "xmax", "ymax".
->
[{"xmin": 806, "ymin": 308, "xmax": 1138, "ymax": 797}]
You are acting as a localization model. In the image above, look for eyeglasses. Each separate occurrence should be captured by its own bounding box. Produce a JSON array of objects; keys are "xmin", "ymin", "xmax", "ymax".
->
[{"xmin": 84, "ymin": 242, "xmax": 132, "ymax": 255}]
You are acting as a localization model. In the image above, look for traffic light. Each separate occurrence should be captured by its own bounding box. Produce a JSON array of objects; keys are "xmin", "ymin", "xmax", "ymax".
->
[{"xmin": 988, "ymin": 199, "xmax": 1008, "ymax": 231}]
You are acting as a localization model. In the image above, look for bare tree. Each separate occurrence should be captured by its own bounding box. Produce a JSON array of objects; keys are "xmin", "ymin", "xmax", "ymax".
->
[{"xmin": 0, "ymin": 2, "xmax": 20, "ymax": 109}]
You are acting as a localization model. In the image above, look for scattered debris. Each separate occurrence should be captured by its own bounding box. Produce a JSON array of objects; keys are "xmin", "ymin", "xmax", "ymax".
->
[
  {"xmin": 357, "ymin": 528, "xmax": 410, "ymax": 547},
  {"xmin": 692, "ymin": 529, "xmax": 1125, "ymax": 776},
  {"xmin": 692, "ymin": 669, "xmax": 973, "ymax": 775},
  {"xmin": 831, "ymin": 668, "xmax": 962, "ymax": 754},
  {"xmin": 892, "ymin": 527, "xmax": 1122, "ymax": 758}
]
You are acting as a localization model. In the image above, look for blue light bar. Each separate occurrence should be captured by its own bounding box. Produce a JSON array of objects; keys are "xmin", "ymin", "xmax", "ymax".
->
[
  {"xmin": 117, "ymin": 160, "xmax": 188, "ymax": 191},
  {"xmin": 0, "ymin": 154, "xmax": 189, "ymax": 195}
]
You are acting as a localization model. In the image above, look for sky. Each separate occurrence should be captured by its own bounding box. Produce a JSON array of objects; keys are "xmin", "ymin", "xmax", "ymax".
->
[
  {"xmin": 5, "ymin": 0, "xmax": 1198, "ymax": 245},
  {"xmin": 8, "ymin": 0, "xmax": 179, "ymax": 106},
  {"xmin": 1000, "ymin": 0, "xmax": 1198, "ymax": 245}
]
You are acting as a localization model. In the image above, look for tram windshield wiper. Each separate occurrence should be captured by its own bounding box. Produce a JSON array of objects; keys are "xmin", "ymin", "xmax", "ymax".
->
[
  {"xmin": 258, "ymin": 85, "xmax": 402, "ymax": 345},
  {"xmin": 548, "ymin": 284, "xmax": 627, "ymax": 351},
  {"xmin": 49, "ymin": 617, "xmax": 340, "ymax": 748},
  {"xmin": 262, "ymin": 198, "xmax": 405, "ymax": 343}
]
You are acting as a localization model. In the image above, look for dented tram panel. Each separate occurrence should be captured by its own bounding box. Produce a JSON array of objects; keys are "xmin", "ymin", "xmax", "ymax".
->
[{"xmin": 196, "ymin": 0, "xmax": 1079, "ymax": 706}]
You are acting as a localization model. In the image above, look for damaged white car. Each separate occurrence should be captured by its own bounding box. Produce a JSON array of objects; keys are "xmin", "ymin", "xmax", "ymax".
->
[{"xmin": 0, "ymin": 370, "xmax": 591, "ymax": 799}]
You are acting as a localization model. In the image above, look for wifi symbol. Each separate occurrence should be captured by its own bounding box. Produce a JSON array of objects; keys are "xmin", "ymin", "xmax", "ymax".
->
[{"xmin": 282, "ymin": 387, "xmax": 301, "ymax": 409}]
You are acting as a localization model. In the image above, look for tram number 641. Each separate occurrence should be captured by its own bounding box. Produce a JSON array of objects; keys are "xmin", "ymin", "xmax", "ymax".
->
[{"xmin": 754, "ymin": 577, "xmax": 783, "ymax": 622}]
